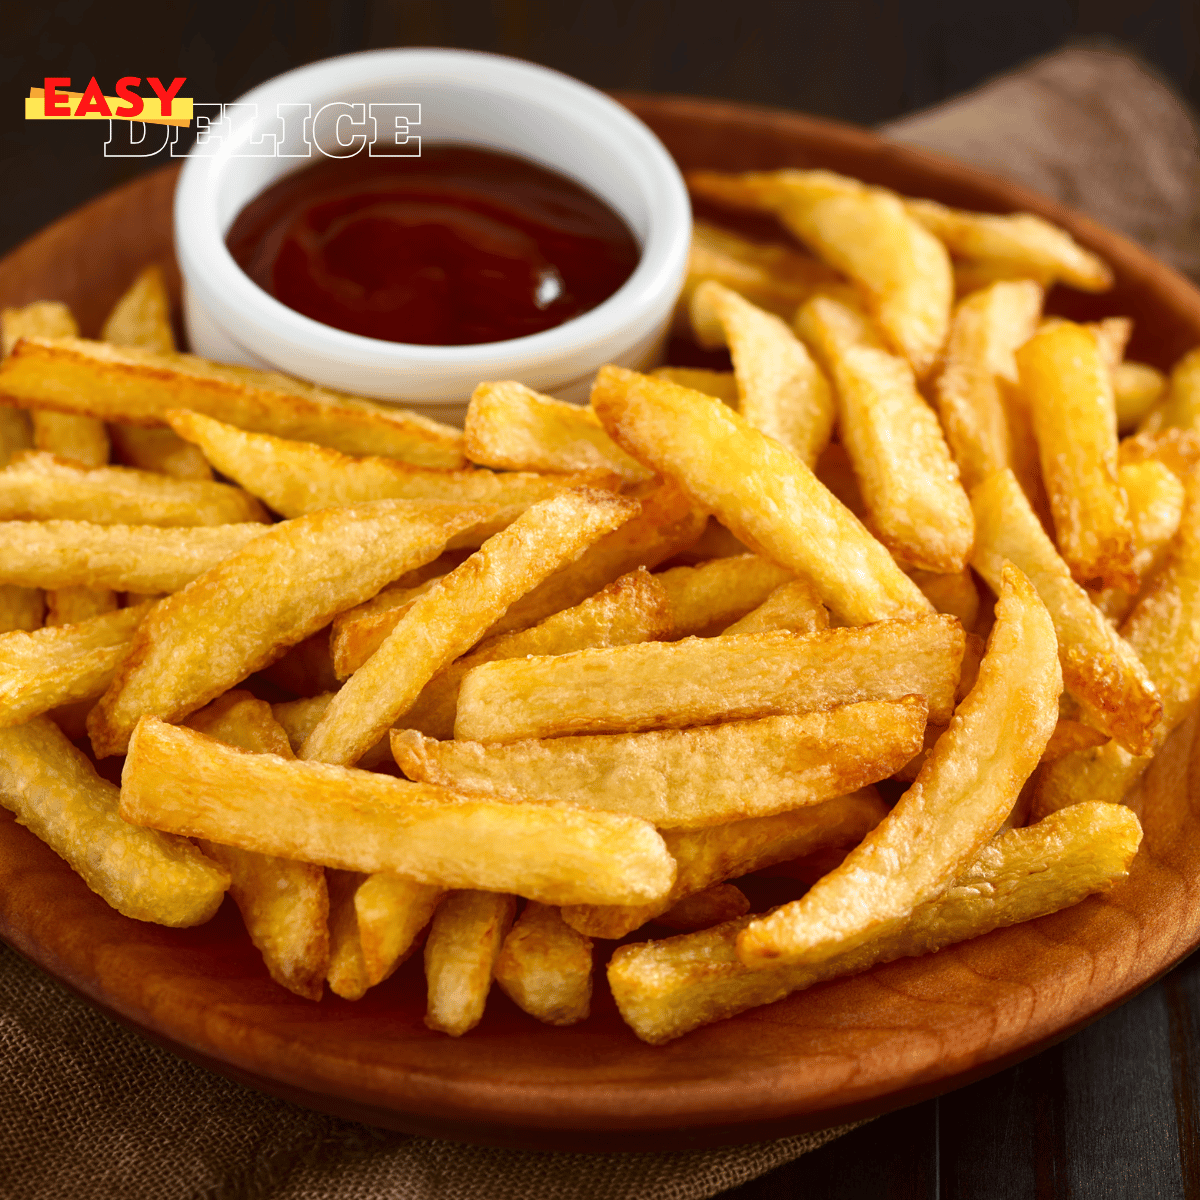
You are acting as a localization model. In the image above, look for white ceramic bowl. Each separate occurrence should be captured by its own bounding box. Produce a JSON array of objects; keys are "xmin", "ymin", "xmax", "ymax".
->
[{"xmin": 174, "ymin": 48, "xmax": 691, "ymax": 426}]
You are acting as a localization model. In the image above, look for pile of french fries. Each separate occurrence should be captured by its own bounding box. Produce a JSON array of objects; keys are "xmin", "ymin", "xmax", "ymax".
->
[{"xmin": 1, "ymin": 162, "xmax": 1195, "ymax": 1047}]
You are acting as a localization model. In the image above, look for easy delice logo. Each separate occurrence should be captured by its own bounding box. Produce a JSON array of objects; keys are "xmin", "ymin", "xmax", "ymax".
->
[{"xmin": 24, "ymin": 78, "xmax": 421, "ymax": 160}]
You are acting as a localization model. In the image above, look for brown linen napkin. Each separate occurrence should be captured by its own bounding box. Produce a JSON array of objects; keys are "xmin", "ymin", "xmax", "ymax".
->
[{"xmin": 3, "ymin": 43, "xmax": 1199, "ymax": 1200}]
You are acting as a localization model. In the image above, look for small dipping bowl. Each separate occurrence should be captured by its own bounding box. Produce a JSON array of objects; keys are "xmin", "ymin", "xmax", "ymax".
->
[{"xmin": 174, "ymin": 48, "xmax": 692, "ymax": 426}]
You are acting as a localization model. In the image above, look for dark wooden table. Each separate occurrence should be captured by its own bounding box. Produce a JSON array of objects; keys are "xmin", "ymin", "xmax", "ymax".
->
[{"xmin": 720, "ymin": 948, "xmax": 1200, "ymax": 1198}]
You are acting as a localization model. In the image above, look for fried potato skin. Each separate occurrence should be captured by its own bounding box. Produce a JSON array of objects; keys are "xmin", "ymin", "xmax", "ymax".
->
[
  {"xmin": 590, "ymin": 366, "xmax": 931, "ymax": 626},
  {"xmin": 738, "ymin": 564, "xmax": 1060, "ymax": 967}
]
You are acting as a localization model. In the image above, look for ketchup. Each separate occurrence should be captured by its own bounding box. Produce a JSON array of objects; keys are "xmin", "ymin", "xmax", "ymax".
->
[{"xmin": 226, "ymin": 145, "xmax": 641, "ymax": 346}]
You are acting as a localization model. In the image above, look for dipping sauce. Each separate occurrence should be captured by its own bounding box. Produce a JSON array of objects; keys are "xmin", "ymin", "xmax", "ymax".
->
[{"xmin": 226, "ymin": 145, "xmax": 641, "ymax": 346}]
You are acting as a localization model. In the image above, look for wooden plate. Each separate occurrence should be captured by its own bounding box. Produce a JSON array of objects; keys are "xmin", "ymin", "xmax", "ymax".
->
[{"xmin": 2, "ymin": 96, "xmax": 1200, "ymax": 1153}]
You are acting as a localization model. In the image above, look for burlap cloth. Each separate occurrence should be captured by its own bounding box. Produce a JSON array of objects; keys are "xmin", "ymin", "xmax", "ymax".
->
[{"xmin": 2, "ymin": 44, "xmax": 1199, "ymax": 1200}]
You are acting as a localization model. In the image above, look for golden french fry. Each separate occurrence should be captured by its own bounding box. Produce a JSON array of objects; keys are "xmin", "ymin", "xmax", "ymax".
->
[
  {"xmin": 0, "ymin": 602, "xmax": 152, "ymax": 728},
  {"xmin": 561, "ymin": 789, "xmax": 888, "ymax": 939},
  {"xmin": 325, "ymin": 870, "xmax": 371, "ymax": 1000},
  {"xmin": 903, "ymin": 567, "xmax": 979, "ymax": 630},
  {"xmin": 395, "ymin": 697, "xmax": 925, "ymax": 828},
  {"xmin": 904, "ymin": 198, "xmax": 1113, "ymax": 292},
  {"xmin": 463, "ymin": 380, "xmax": 652, "ymax": 482},
  {"xmin": 1113, "ymin": 362, "xmax": 1167, "ymax": 434},
  {"xmin": 677, "ymin": 518, "xmax": 753, "ymax": 562},
  {"xmin": 1137, "ymin": 348, "xmax": 1200, "ymax": 434},
  {"xmin": 590, "ymin": 367, "xmax": 931, "ymax": 625},
  {"xmin": 300, "ymin": 489, "xmax": 638, "ymax": 766},
  {"xmin": 971, "ymin": 469, "xmax": 1161, "ymax": 754},
  {"xmin": 185, "ymin": 688, "xmax": 294, "ymax": 756},
  {"xmin": 656, "ymin": 883, "xmax": 750, "ymax": 931},
  {"xmin": 122, "ymin": 718, "xmax": 677, "ymax": 907},
  {"xmin": 425, "ymin": 891, "xmax": 516, "ymax": 1036},
  {"xmin": 721, "ymin": 577, "xmax": 828, "ymax": 635},
  {"xmin": 44, "ymin": 585, "xmax": 119, "ymax": 627},
  {"xmin": 3, "ymin": 304, "xmax": 110, "ymax": 468},
  {"xmin": 690, "ymin": 281, "xmax": 834, "ymax": 466},
  {"xmin": 1091, "ymin": 461, "xmax": 1185, "ymax": 625},
  {"xmin": 655, "ymin": 554, "xmax": 793, "ymax": 637},
  {"xmin": 0, "ymin": 585, "xmax": 43, "ymax": 632},
  {"xmin": 797, "ymin": 294, "xmax": 973, "ymax": 572},
  {"xmin": 651, "ymin": 367, "xmax": 739, "ymax": 405},
  {"xmin": 1016, "ymin": 322, "xmax": 1134, "ymax": 590},
  {"xmin": 738, "ymin": 564, "xmax": 1060, "ymax": 967},
  {"xmin": 271, "ymin": 692, "xmax": 391, "ymax": 771},
  {"xmin": 455, "ymin": 617, "xmax": 961, "ymax": 744},
  {"xmin": 165, "ymin": 408, "xmax": 616, "ymax": 518},
  {"xmin": 330, "ymin": 577, "xmax": 443, "ymax": 679},
  {"xmin": 0, "ymin": 336, "xmax": 463, "ymax": 467},
  {"xmin": 952, "ymin": 259, "xmax": 1053, "ymax": 294},
  {"xmin": 933, "ymin": 281, "xmax": 1043, "ymax": 490},
  {"xmin": 0, "ymin": 449, "xmax": 266, "ymax": 526},
  {"xmin": 1034, "ymin": 465, "xmax": 1200, "ymax": 816},
  {"xmin": 0, "ymin": 716, "xmax": 228, "ymax": 925},
  {"xmin": 1119, "ymin": 426, "xmax": 1200, "ymax": 479},
  {"xmin": 494, "ymin": 902, "xmax": 593, "ymax": 1025},
  {"xmin": 1042, "ymin": 719, "xmax": 1109, "ymax": 763},
  {"xmin": 109, "ymin": 425, "xmax": 214, "ymax": 481},
  {"xmin": 0, "ymin": 520, "xmax": 269, "ymax": 594},
  {"xmin": 101, "ymin": 265, "xmax": 176, "ymax": 354},
  {"xmin": 88, "ymin": 499, "xmax": 495, "ymax": 756},
  {"xmin": 395, "ymin": 567, "xmax": 672, "ymax": 740},
  {"xmin": 610, "ymin": 801, "xmax": 1139, "ymax": 1043},
  {"xmin": 688, "ymin": 170, "xmax": 953, "ymax": 377}
]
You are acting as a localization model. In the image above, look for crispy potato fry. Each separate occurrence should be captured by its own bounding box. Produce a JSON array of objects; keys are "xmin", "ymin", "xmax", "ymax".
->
[
  {"xmin": 1016, "ymin": 322, "xmax": 1134, "ymax": 590},
  {"xmin": 325, "ymin": 870, "xmax": 371, "ymax": 1000},
  {"xmin": 88, "ymin": 499, "xmax": 495, "ymax": 756},
  {"xmin": 952, "ymin": 259, "xmax": 1053, "ymax": 294},
  {"xmin": 0, "ymin": 602, "xmax": 151, "ymax": 727},
  {"xmin": 738, "ymin": 565, "xmax": 1059, "ymax": 967},
  {"xmin": 562, "ymin": 789, "xmax": 888, "ymax": 939},
  {"xmin": 271, "ymin": 693, "xmax": 391, "ymax": 771},
  {"xmin": 972, "ymin": 469, "xmax": 1161, "ymax": 754},
  {"xmin": 933, "ymin": 281, "xmax": 1044, "ymax": 490},
  {"xmin": 0, "ymin": 520, "xmax": 269, "ymax": 594},
  {"xmin": 682, "ymin": 221, "xmax": 841, "ymax": 319},
  {"xmin": 395, "ymin": 697, "xmax": 926, "ymax": 828},
  {"xmin": 123, "ymin": 718, "xmax": 676, "ymax": 906},
  {"xmin": 480, "ymin": 478, "xmax": 705, "ymax": 639},
  {"xmin": 183, "ymin": 690, "xmax": 329, "ymax": 1000},
  {"xmin": 301, "ymin": 489, "xmax": 637, "ymax": 766},
  {"xmin": 1113, "ymin": 362, "xmax": 1167, "ymax": 434},
  {"xmin": 44, "ymin": 584, "xmax": 119, "ymax": 627},
  {"xmin": 0, "ymin": 449, "xmax": 266, "ymax": 525},
  {"xmin": 0, "ymin": 585, "xmax": 43, "ymax": 632},
  {"xmin": 394, "ymin": 567, "xmax": 672, "ymax": 740},
  {"xmin": 611, "ymin": 801, "xmax": 1139, "ymax": 1043},
  {"xmin": 904, "ymin": 567, "xmax": 979, "ymax": 630},
  {"xmin": 108, "ymin": 424, "xmax": 213, "ymax": 481},
  {"xmin": 655, "ymin": 883, "xmax": 751, "ymax": 931},
  {"xmin": 3, "ymin": 304, "xmax": 110, "ymax": 468},
  {"xmin": 494, "ymin": 902, "xmax": 593, "ymax": 1025},
  {"xmin": 0, "ymin": 336, "xmax": 463, "ymax": 467},
  {"xmin": 904, "ymin": 198, "xmax": 1113, "ymax": 292},
  {"xmin": 330, "ymin": 577, "xmax": 444, "ymax": 679},
  {"xmin": 690, "ymin": 281, "xmax": 834, "ymax": 466},
  {"xmin": 1091, "ymin": 461, "xmax": 1185, "ymax": 625},
  {"xmin": 0, "ymin": 716, "xmax": 228, "ymax": 925},
  {"xmin": 425, "ymin": 891, "xmax": 516, "ymax": 1036},
  {"xmin": 688, "ymin": 170, "xmax": 953, "ymax": 377},
  {"xmin": 1119, "ymin": 426, "xmax": 1200, "ymax": 479},
  {"xmin": 1042, "ymin": 719, "xmax": 1109, "ymax": 763},
  {"xmin": 591, "ymin": 367, "xmax": 931, "ymax": 625},
  {"xmin": 457, "ymin": 618, "xmax": 960, "ymax": 744},
  {"xmin": 464, "ymin": 381, "xmax": 652, "ymax": 482},
  {"xmin": 797, "ymin": 294, "xmax": 973, "ymax": 572},
  {"xmin": 722, "ymin": 577, "xmax": 828, "ymax": 635},
  {"xmin": 1138, "ymin": 348, "xmax": 1200, "ymax": 434},
  {"xmin": 1034, "ymin": 465, "xmax": 1200, "ymax": 815},
  {"xmin": 101, "ymin": 265, "xmax": 176, "ymax": 354},
  {"xmin": 165, "ymin": 408, "xmax": 616, "ymax": 518},
  {"xmin": 651, "ymin": 367, "xmax": 739, "ymax": 405},
  {"xmin": 655, "ymin": 554, "xmax": 794, "ymax": 637}
]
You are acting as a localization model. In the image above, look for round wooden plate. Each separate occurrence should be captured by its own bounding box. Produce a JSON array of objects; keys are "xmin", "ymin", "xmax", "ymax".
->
[{"xmin": 2, "ymin": 96, "xmax": 1200, "ymax": 1153}]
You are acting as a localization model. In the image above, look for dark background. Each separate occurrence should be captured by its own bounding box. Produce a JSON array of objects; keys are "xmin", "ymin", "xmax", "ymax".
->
[{"xmin": 5, "ymin": 2, "xmax": 1200, "ymax": 1195}]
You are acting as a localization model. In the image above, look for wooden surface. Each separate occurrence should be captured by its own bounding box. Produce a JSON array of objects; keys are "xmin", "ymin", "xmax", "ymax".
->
[{"xmin": 2, "ymin": 98, "xmax": 1200, "ymax": 1154}]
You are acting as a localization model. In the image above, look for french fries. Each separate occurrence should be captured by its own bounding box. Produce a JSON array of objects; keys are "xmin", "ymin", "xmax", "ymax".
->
[
  {"xmin": 88, "ymin": 499, "xmax": 498, "ymax": 756},
  {"xmin": 394, "ymin": 697, "xmax": 925, "ymax": 828},
  {"xmin": 590, "ymin": 366, "xmax": 932, "ymax": 625},
  {"xmin": 690, "ymin": 281, "xmax": 834, "ymax": 466},
  {"xmin": 0, "ymin": 716, "xmax": 228, "ymax": 925},
  {"xmin": 0, "ymin": 337, "xmax": 464, "ymax": 467},
  {"xmin": 652, "ymin": 367, "xmax": 739, "ymax": 405},
  {"xmin": 455, "ymin": 617, "xmax": 961, "ymax": 743},
  {"xmin": 653, "ymin": 554, "xmax": 793, "ymax": 637},
  {"xmin": 122, "ymin": 718, "xmax": 676, "ymax": 908},
  {"xmin": 737, "ymin": 565, "xmax": 1059, "ymax": 967},
  {"xmin": 495, "ymin": 902, "xmax": 593, "ymax": 1026},
  {"xmin": 425, "ymin": 891, "xmax": 516, "ymax": 1036},
  {"xmin": 166, "ymin": 408, "xmax": 617, "ymax": 518}
]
